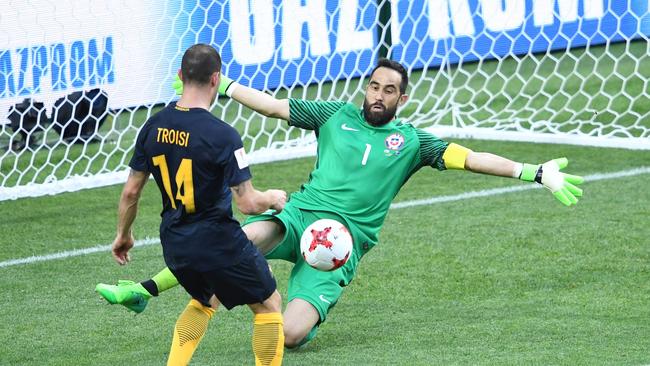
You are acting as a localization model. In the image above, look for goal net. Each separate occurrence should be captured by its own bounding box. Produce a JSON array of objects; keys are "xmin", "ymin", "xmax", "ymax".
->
[{"xmin": 1, "ymin": 0, "xmax": 648, "ymax": 200}]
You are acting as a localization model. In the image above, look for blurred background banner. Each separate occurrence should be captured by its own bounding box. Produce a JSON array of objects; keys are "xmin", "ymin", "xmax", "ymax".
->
[{"xmin": 2, "ymin": 1, "xmax": 648, "ymax": 120}]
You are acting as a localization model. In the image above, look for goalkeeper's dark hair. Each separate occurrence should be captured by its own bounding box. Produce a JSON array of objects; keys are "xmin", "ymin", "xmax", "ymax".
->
[
  {"xmin": 181, "ymin": 44, "xmax": 222, "ymax": 86},
  {"xmin": 369, "ymin": 58, "xmax": 408, "ymax": 94}
]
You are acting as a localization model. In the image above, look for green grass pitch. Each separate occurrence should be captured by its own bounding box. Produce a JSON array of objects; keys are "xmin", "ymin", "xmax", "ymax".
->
[{"xmin": 1, "ymin": 139, "xmax": 649, "ymax": 365}]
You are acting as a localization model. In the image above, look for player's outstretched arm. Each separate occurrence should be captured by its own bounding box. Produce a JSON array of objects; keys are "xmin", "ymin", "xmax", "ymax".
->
[
  {"xmin": 463, "ymin": 151, "xmax": 584, "ymax": 206},
  {"xmin": 225, "ymin": 75, "xmax": 290, "ymax": 120},
  {"xmin": 231, "ymin": 179, "xmax": 287, "ymax": 215},
  {"xmin": 173, "ymin": 74, "xmax": 290, "ymax": 120}
]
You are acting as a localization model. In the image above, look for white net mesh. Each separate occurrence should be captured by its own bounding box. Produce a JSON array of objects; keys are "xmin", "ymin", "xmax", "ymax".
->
[{"xmin": 1, "ymin": 0, "xmax": 649, "ymax": 200}]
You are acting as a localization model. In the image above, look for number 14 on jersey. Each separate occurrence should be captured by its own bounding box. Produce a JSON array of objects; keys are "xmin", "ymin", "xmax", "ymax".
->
[{"xmin": 152, "ymin": 154, "xmax": 196, "ymax": 213}]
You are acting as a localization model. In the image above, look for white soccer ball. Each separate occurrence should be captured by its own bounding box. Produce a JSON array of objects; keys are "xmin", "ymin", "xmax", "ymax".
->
[{"xmin": 300, "ymin": 218, "xmax": 353, "ymax": 271}]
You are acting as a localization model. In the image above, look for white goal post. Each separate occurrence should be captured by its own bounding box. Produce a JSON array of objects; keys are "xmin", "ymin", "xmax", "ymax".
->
[{"xmin": 1, "ymin": 0, "xmax": 648, "ymax": 200}]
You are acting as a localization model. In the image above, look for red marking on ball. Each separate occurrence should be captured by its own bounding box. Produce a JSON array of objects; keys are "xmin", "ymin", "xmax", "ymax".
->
[
  {"xmin": 308, "ymin": 227, "xmax": 333, "ymax": 252},
  {"xmin": 331, "ymin": 252, "xmax": 350, "ymax": 270}
]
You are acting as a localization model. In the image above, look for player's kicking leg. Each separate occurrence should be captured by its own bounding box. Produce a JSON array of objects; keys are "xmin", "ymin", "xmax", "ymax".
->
[
  {"xmin": 95, "ymin": 267, "xmax": 177, "ymax": 313},
  {"xmin": 95, "ymin": 220, "xmax": 283, "ymax": 313},
  {"xmin": 94, "ymin": 280, "xmax": 151, "ymax": 314}
]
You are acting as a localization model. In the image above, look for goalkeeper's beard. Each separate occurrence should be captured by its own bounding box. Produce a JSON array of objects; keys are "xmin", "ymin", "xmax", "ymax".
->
[{"xmin": 363, "ymin": 99, "xmax": 398, "ymax": 127}]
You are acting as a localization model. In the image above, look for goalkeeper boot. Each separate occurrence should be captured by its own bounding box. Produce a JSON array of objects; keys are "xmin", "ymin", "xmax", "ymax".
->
[{"xmin": 95, "ymin": 280, "xmax": 152, "ymax": 314}]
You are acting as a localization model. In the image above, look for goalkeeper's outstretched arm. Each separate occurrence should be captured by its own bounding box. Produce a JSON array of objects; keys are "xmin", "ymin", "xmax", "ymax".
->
[
  {"xmin": 464, "ymin": 151, "xmax": 520, "ymax": 178},
  {"xmin": 174, "ymin": 73, "xmax": 289, "ymax": 120},
  {"xmin": 221, "ymin": 75, "xmax": 290, "ymax": 120},
  {"xmin": 445, "ymin": 145, "xmax": 584, "ymax": 206}
]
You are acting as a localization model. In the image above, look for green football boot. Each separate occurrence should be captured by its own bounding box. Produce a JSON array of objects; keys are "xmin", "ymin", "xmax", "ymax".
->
[{"xmin": 95, "ymin": 280, "xmax": 152, "ymax": 314}]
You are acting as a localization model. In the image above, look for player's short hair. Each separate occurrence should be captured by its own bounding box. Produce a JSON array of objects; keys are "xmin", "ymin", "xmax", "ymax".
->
[
  {"xmin": 181, "ymin": 44, "xmax": 222, "ymax": 86},
  {"xmin": 369, "ymin": 58, "xmax": 409, "ymax": 94}
]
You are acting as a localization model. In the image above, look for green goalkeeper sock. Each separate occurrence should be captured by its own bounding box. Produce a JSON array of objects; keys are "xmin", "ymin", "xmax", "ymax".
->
[{"xmin": 150, "ymin": 267, "xmax": 179, "ymax": 295}]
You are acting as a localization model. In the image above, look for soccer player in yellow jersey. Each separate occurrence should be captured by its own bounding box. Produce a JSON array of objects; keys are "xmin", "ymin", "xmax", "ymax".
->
[{"xmin": 97, "ymin": 58, "xmax": 583, "ymax": 349}]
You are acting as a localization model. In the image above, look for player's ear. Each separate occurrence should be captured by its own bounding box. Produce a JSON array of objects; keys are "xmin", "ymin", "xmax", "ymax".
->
[
  {"xmin": 177, "ymin": 69, "xmax": 183, "ymax": 82},
  {"xmin": 398, "ymin": 93, "xmax": 408, "ymax": 106},
  {"xmin": 210, "ymin": 72, "xmax": 219, "ymax": 87}
]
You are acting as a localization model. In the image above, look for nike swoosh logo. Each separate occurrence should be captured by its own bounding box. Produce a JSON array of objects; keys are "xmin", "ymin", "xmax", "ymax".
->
[
  {"xmin": 341, "ymin": 123, "xmax": 359, "ymax": 131},
  {"xmin": 319, "ymin": 294, "xmax": 331, "ymax": 304}
]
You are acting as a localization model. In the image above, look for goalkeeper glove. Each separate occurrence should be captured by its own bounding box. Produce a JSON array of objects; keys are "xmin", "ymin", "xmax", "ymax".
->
[
  {"xmin": 519, "ymin": 157, "xmax": 584, "ymax": 206},
  {"xmin": 171, "ymin": 74, "xmax": 238, "ymax": 97},
  {"xmin": 172, "ymin": 74, "xmax": 183, "ymax": 95},
  {"xmin": 218, "ymin": 74, "xmax": 237, "ymax": 97}
]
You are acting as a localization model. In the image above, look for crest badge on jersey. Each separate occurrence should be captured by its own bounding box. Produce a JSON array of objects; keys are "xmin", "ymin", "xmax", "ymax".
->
[
  {"xmin": 234, "ymin": 147, "xmax": 249, "ymax": 169},
  {"xmin": 384, "ymin": 133, "xmax": 405, "ymax": 156}
]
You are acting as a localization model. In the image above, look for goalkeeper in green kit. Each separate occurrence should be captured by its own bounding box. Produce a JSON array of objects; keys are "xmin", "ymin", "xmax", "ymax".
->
[{"xmin": 96, "ymin": 58, "xmax": 584, "ymax": 348}]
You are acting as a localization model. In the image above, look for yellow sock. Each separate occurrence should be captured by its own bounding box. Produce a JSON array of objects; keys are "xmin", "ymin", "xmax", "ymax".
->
[
  {"xmin": 252, "ymin": 312, "xmax": 284, "ymax": 366},
  {"xmin": 167, "ymin": 299, "xmax": 215, "ymax": 366}
]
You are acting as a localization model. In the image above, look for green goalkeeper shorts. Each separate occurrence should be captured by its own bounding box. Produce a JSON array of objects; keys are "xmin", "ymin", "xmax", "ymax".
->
[{"xmin": 243, "ymin": 203, "xmax": 363, "ymax": 323}]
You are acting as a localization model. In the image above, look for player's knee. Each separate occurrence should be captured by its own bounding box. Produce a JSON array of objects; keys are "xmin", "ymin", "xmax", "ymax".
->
[
  {"xmin": 282, "ymin": 311, "xmax": 318, "ymax": 348},
  {"xmin": 242, "ymin": 220, "xmax": 284, "ymax": 254},
  {"xmin": 242, "ymin": 223, "xmax": 258, "ymax": 242},
  {"xmin": 283, "ymin": 326, "xmax": 304, "ymax": 348},
  {"xmin": 208, "ymin": 295, "xmax": 220, "ymax": 310},
  {"xmin": 250, "ymin": 290, "xmax": 282, "ymax": 314},
  {"xmin": 264, "ymin": 290, "xmax": 282, "ymax": 313}
]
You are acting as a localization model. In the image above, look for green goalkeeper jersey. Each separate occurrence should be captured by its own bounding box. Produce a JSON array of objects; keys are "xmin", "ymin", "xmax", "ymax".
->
[{"xmin": 287, "ymin": 99, "xmax": 450, "ymax": 253}]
